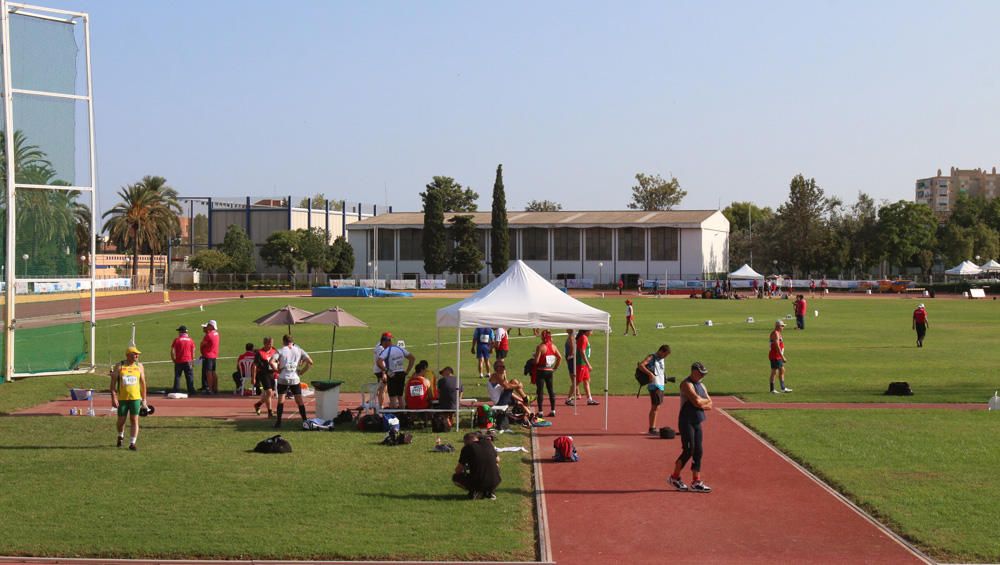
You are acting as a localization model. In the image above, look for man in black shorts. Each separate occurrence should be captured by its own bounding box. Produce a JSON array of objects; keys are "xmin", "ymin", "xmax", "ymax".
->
[
  {"xmin": 668, "ymin": 362, "xmax": 713, "ymax": 493},
  {"xmin": 252, "ymin": 336, "xmax": 278, "ymax": 418},
  {"xmin": 377, "ymin": 339, "xmax": 415, "ymax": 409},
  {"xmin": 637, "ymin": 345, "xmax": 672, "ymax": 435},
  {"xmin": 453, "ymin": 432, "xmax": 501, "ymax": 500}
]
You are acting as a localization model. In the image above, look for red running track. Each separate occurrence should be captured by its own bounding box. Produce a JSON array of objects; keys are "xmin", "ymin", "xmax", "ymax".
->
[{"xmin": 533, "ymin": 396, "xmax": 930, "ymax": 564}]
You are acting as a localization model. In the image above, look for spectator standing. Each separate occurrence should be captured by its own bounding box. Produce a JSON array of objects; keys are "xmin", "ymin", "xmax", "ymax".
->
[
  {"xmin": 273, "ymin": 334, "xmax": 313, "ymax": 429},
  {"xmin": 769, "ymin": 320, "xmax": 791, "ymax": 393},
  {"xmin": 809, "ymin": 279, "xmax": 816, "ymax": 297},
  {"xmin": 637, "ymin": 345, "xmax": 672, "ymax": 435},
  {"xmin": 110, "ymin": 345, "xmax": 148, "ymax": 451},
  {"xmin": 235, "ymin": 343, "xmax": 256, "ymax": 394},
  {"xmin": 575, "ymin": 330, "xmax": 598, "ymax": 405},
  {"xmin": 373, "ymin": 333, "xmax": 393, "ymax": 408},
  {"xmin": 793, "ymin": 294, "xmax": 807, "ymax": 330},
  {"xmin": 533, "ymin": 330, "xmax": 562, "ymax": 417},
  {"xmin": 252, "ymin": 336, "xmax": 278, "ymax": 418},
  {"xmin": 378, "ymin": 339, "xmax": 416, "ymax": 409},
  {"xmin": 199, "ymin": 320, "xmax": 220, "ymax": 394},
  {"xmin": 169, "ymin": 325, "xmax": 196, "ymax": 395},
  {"xmin": 751, "ymin": 278, "xmax": 759, "ymax": 298},
  {"xmin": 618, "ymin": 278, "xmax": 624, "ymax": 295},
  {"xmin": 913, "ymin": 303, "xmax": 929, "ymax": 347},
  {"xmin": 404, "ymin": 360, "xmax": 434, "ymax": 409},
  {"xmin": 472, "ymin": 327, "xmax": 495, "ymax": 378},
  {"xmin": 494, "ymin": 327, "xmax": 510, "ymax": 360},
  {"xmin": 668, "ymin": 362, "xmax": 713, "ymax": 493},
  {"xmin": 625, "ymin": 299, "xmax": 637, "ymax": 336},
  {"xmin": 436, "ymin": 366, "xmax": 464, "ymax": 428},
  {"xmin": 564, "ymin": 329, "xmax": 579, "ymax": 405},
  {"xmin": 453, "ymin": 432, "xmax": 501, "ymax": 500}
]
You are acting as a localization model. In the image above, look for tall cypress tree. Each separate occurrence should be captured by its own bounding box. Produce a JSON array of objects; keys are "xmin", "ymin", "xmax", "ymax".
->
[
  {"xmin": 422, "ymin": 186, "xmax": 449, "ymax": 275},
  {"xmin": 490, "ymin": 164, "xmax": 509, "ymax": 276}
]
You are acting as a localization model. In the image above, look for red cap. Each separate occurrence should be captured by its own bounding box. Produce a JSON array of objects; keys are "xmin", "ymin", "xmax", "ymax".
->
[{"xmin": 381, "ymin": 332, "xmax": 393, "ymax": 340}]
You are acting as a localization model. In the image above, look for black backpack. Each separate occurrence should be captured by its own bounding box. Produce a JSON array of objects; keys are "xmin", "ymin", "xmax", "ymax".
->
[
  {"xmin": 432, "ymin": 413, "xmax": 452, "ymax": 433},
  {"xmin": 254, "ymin": 434, "xmax": 292, "ymax": 454},
  {"xmin": 635, "ymin": 353, "xmax": 656, "ymax": 395}
]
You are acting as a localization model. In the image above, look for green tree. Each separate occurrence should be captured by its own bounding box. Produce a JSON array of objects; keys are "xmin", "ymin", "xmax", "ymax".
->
[
  {"xmin": 297, "ymin": 228, "xmax": 329, "ymax": 274},
  {"xmin": 326, "ymin": 236, "xmax": 355, "ymax": 275},
  {"xmin": 524, "ymin": 199, "xmax": 563, "ymax": 212},
  {"xmin": 722, "ymin": 201, "xmax": 774, "ymax": 269},
  {"xmin": 772, "ymin": 174, "xmax": 835, "ymax": 276},
  {"xmin": 449, "ymin": 215, "xmax": 484, "ymax": 277},
  {"xmin": 490, "ymin": 164, "xmax": 509, "ymax": 276},
  {"xmin": 218, "ymin": 224, "xmax": 255, "ymax": 273},
  {"xmin": 938, "ymin": 223, "xmax": 974, "ymax": 265},
  {"xmin": 421, "ymin": 185, "xmax": 449, "ymax": 275},
  {"xmin": 420, "ymin": 176, "xmax": 478, "ymax": 212},
  {"xmin": 296, "ymin": 194, "xmax": 344, "ymax": 211},
  {"xmin": 101, "ymin": 176, "xmax": 180, "ymax": 281},
  {"xmin": 627, "ymin": 173, "xmax": 687, "ymax": 211},
  {"xmin": 191, "ymin": 213, "xmax": 208, "ymax": 245},
  {"xmin": 877, "ymin": 201, "xmax": 937, "ymax": 272},
  {"xmin": 187, "ymin": 249, "xmax": 230, "ymax": 274},
  {"xmin": 260, "ymin": 230, "xmax": 303, "ymax": 277}
]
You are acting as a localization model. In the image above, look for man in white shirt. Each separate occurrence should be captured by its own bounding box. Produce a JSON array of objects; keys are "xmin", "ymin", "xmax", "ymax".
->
[
  {"xmin": 637, "ymin": 345, "xmax": 673, "ymax": 436},
  {"xmin": 377, "ymin": 340, "xmax": 415, "ymax": 409},
  {"xmin": 372, "ymin": 332, "xmax": 392, "ymax": 408},
  {"xmin": 274, "ymin": 334, "xmax": 313, "ymax": 429}
]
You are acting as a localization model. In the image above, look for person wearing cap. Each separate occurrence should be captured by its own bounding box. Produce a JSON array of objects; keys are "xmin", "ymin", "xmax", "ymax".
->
[
  {"xmin": 199, "ymin": 320, "xmax": 220, "ymax": 394},
  {"xmin": 912, "ymin": 304, "xmax": 929, "ymax": 347},
  {"xmin": 668, "ymin": 362, "xmax": 713, "ymax": 493},
  {"xmin": 377, "ymin": 337, "xmax": 416, "ymax": 409},
  {"xmin": 624, "ymin": 299, "xmax": 637, "ymax": 336},
  {"xmin": 110, "ymin": 346, "xmax": 148, "ymax": 451},
  {"xmin": 436, "ymin": 366, "xmax": 464, "ymax": 429},
  {"xmin": 170, "ymin": 325, "xmax": 196, "ymax": 395},
  {"xmin": 373, "ymin": 332, "xmax": 393, "ymax": 409},
  {"xmin": 769, "ymin": 320, "xmax": 791, "ymax": 394},
  {"xmin": 273, "ymin": 334, "xmax": 313, "ymax": 428}
]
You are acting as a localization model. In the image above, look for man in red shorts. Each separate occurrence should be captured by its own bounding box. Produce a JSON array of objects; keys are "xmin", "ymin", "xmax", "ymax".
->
[{"xmin": 575, "ymin": 330, "xmax": 598, "ymax": 405}]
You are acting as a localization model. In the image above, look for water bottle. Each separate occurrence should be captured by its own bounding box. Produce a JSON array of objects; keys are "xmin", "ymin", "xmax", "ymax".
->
[{"xmin": 989, "ymin": 391, "xmax": 1000, "ymax": 411}]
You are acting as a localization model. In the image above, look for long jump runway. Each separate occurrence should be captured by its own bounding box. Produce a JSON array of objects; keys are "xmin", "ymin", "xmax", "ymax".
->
[{"xmin": 533, "ymin": 396, "xmax": 931, "ymax": 564}]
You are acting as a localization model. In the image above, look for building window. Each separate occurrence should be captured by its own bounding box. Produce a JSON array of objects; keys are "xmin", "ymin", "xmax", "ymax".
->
[
  {"xmin": 398, "ymin": 228, "xmax": 423, "ymax": 261},
  {"xmin": 521, "ymin": 228, "xmax": 548, "ymax": 260},
  {"xmin": 377, "ymin": 229, "xmax": 394, "ymax": 261},
  {"xmin": 650, "ymin": 227, "xmax": 679, "ymax": 261},
  {"xmin": 553, "ymin": 229, "xmax": 580, "ymax": 261},
  {"xmin": 477, "ymin": 229, "xmax": 488, "ymax": 256},
  {"xmin": 618, "ymin": 228, "xmax": 644, "ymax": 261},
  {"xmin": 585, "ymin": 228, "xmax": 612, "ymax": 261}
]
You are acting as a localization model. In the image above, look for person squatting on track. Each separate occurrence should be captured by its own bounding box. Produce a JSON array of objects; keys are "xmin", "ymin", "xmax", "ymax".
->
[
  {"xmin": 453, "ymin": 432, "xmax": 501, "ymax": 500},
  {"xmin": 668, "ymin": 362, "xmax": 713, "ymax": 493},
  {"xmin": 625, "ymin": 299, "xmax": 637, "ymax": 336},
  {"xmin": 110, "ymin": 345, "xmax": 148, "ymax": 451},
  {"xmin": 472, "ymin": 327, "xmax": 495, "ymax": 378},
  {"xmin": 533, "ymin": 330, "xmax": 562, "ymax": 417},
  {"xmin": 638, "ymin": 344, "xmax": 672, "ymax": 435},
  {"xmin": 170, "ymin": 325, "xmax": 196, "ymax": 395},
  {"xmin": 252, "ymin": 336, "xmax": 278, "ymax": 418},
  {"xmin": 913, "ymin": 303, "xmax": 929, "ymax": 348},
  {"xmin": 273, "ymin": 334, "xmax": 313, "ymax": 429},
  {"xmin": 769, "ymin": 320, "xmax": 791, "ymax": 394},
  {"xmin": 199, "ymin": 320, "xmax": 220, "ymax": 394},
  {"xmin": 377, "ymin": 337, "xmax": 416, "ymax": 409}
]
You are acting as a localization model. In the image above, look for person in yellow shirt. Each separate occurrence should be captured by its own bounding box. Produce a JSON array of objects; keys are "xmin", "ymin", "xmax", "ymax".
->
[{"xmin": 110, "ymin": 345, "xmax": 148, "ymax": 451}]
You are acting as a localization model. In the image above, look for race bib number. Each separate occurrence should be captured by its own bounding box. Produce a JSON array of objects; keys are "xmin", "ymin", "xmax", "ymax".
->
[
  {"xmin": 479, "ymin": 333, "xmax": 490, "ymax": 343},
  {"xmin": 122, "ymin": 375, "xmax": 138, "ymax": 386},
  {"xmin": 545, "ymin": 354, "xmax": 557, "ymax": 368},
  {"xmin": 408, "ymin": 384, "xmax": 424, "ymax": 397}
]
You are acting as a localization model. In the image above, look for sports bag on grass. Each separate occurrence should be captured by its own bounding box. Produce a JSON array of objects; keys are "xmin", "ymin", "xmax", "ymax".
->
[
  {"xmin": 553, "ymin": 435, "xmax": 578, "ymax": 462},
  {"xmin": 254, "ymin": 434, "xmax": 292, "ymax": 454}
]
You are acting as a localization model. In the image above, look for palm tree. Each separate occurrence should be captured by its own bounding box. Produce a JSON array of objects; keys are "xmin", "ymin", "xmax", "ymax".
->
[{"xmin": 102, "ymin": 177, "xmax": 180, "ymax": 283}]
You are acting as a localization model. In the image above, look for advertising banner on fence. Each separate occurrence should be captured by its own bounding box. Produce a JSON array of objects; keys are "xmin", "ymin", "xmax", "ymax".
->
[
  {"xmin": 359, "ymin": 279, "xmax": 387, "ymax": 289},
  {"xmin": 419, "ymin": 279, "xmax": 447, "ymax": 290},
  {"xmin": 390, "ymin": 279, "xmax": 417, "ymax": 290},
  {"xmin": 328, "ymin": 279, "xmax": 357, "ymax": 288},
  {"xmin": 550, "ymin": 278, "xmax": 594, "ymax": 289},
  {"xmin": 16, "ymin": 278, "xmax": 133, "ymax": 294}
]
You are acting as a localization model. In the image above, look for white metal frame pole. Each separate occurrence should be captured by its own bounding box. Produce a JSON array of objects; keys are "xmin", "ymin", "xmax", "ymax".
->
[
  {"xmin": 84, "ymin": 12, "xmax": 96, "ymax": 371},
  {"xmin": 604, "ymin": 327, "xmax": 610, "ymax": 430},
  {"xmin": 454, "ymin": 325, "xmax": 461, "ymax": 431},
  {"xmin": 2, "ymin": 0, "xmax": 17, "ymax": 382}
]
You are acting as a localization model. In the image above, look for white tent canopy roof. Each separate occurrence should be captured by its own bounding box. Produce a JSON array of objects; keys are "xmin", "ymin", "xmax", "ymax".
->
[
  {"xmin": 945, "ymin": 260, "xmax": 983, "ymax": 276},
  {"xmin": 979, "ymin": 259, "xmax": 1000, "ymax": 272},
  {"xmin": 436, "ymin": 260, "xmax": 611, "ymax": 330},
  {"xmin": 729, "ymin": 263, "xmax": 764, "ymax": 279}
]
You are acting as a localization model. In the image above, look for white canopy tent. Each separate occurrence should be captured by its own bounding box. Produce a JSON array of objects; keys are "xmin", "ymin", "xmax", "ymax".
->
[
  {"xmin": 436, "ymin": 260, "xmax": 613, "ymax": 428},
  {"xmin": 979, "ymin": 259, "xmax": 1000, "ymax": 273},
  {"xmin": 945, "ymin": 260, "xmax": 982, "ymax": 276},
  {"xmin": 728, "ymin": 264, "xmax": 764, "ymax": 279}
]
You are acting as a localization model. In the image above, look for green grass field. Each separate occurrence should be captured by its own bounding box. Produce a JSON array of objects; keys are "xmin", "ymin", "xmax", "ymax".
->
[
  {"xmin": 0, "ymin": 416, "xmax": 534, "ymax": 561},
  {"xmin": 731, "ymin": 409, "xmax": 1000, "ymax": 563}
]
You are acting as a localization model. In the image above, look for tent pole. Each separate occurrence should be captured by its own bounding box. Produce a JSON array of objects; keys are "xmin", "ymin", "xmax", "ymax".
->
[
  {"xmin": 572, "ymin": 331, "xmax": 578, "ymax": 417},
  {"xmin": 436, "ymin": 327, "xmax": 441, "ymax": 372},
  {"xmin": 604, "ymin": 328, "xmax": 609, "ymax": 430},
  {"xmin": 327, "ymin": 326, "xmax": 336, "ymax": 380},
  {"xmin": 455, "ymin": 325, "xmax": 462, "ymax": 431}
]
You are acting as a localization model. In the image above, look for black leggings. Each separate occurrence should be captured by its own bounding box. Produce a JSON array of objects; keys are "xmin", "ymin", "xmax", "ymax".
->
[
  {"xmin": 536, "ymin": 370, "xmax": 555, "ymax": 412},
  {"xmin": 676, "ymin": 416, "xmax": 704, "ymax": 472}
]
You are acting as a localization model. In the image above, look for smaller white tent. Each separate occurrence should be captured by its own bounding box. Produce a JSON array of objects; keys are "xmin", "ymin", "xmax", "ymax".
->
[
  {"xmin": 729, "ymin": 264, "xmax": 764, "ymax": 279},
  {"xmin": 945, "ymin": 260, "xmax": 983, "ymax": 276},
  {"xmin": 979, "ymin": 259, "xmax": 1000, "ymax": 273}
]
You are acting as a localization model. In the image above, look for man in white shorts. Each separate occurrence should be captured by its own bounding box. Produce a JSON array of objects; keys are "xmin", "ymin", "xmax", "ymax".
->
[{"xmin": 274, "ymin": 334, "xmax": 313, "ymax": 429}]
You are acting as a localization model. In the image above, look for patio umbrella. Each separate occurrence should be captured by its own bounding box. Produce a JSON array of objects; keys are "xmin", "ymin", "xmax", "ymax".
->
[
  {"xmin": 302, "ymin": 307, "xmax": 369, "ymax": 379},
  {"xmin": 253, "ymin": 305, "xmax": 315, "ymax": 336}
]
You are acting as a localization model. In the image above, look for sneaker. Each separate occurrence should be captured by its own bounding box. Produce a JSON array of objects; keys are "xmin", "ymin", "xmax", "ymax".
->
[
  {"xmin": 668, "ymin": 475, "xmax": 688, "ymax": 491},
  {"xmin": 565, "ymin": 398, "xmax": 575, "ymax": 406},
  {"xmin": 648, "ymin": 428, "xmax": 658, "ymax": 436},
  {"xmin": 548, "ymin": 410, "xmax": 556, "ymax": 417},
  {"xmin": 587, "ymin": 398, "xmax": 599, "ymax": 406},
  {"xmin": 781, "ymin": 387, "xmax": 793, "ymax": 393},
  {"xmin": 690, "ymin": 480, "xmax": 712, "ymax": 493},
  {"xmin": 128, "ymin": 443, "xmax": 137, "ymax": 451},
  {"xmin": 254, "ymin": 405, "xmax": 262, "ymax": 416},
  {"xmin": 771, "ymin": 389, "xmax": 782, "ymax": 394},
  {"xmin": 116, "ymin": 436, "xmax": 123, "ymax": 448},
  {"xmin": 485, "ymin": 492, "xmax": 497, "ymax": 500}
]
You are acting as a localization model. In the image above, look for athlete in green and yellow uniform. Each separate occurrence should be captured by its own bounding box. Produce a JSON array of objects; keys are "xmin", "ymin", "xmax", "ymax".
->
[{"xmin": 110, "ymin": 345, "xmax": 148, "ymax": 451}]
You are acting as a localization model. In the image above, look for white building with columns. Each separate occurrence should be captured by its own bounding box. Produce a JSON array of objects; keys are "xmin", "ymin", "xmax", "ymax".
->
[{"xmin": 347, "ymin": 210, "xmax": 729, "ymax": 285}]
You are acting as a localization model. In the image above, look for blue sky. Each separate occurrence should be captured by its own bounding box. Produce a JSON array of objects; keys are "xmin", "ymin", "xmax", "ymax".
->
[{"xmin": 37, "ymin": 1, "xmax": 1000, "ymax": 215}]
